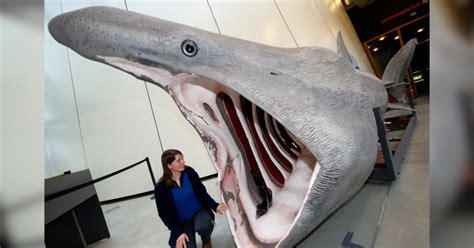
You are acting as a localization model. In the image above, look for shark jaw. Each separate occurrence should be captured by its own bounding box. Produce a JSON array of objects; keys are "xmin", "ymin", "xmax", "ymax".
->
[{"xmin": 99, "ymin": 55, "xmax": 321, "ymax": 246}]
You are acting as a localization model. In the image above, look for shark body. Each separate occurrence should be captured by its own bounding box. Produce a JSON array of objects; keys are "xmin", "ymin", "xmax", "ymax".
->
[{"xmin": 49, "ymin": 6, "xmax": 416, "ymax": 247}]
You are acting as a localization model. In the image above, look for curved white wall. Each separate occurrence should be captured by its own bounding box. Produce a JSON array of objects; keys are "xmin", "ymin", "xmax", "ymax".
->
[{"xmin": 44, "ymin": 0, "xmax": 374, "ymax": 201}]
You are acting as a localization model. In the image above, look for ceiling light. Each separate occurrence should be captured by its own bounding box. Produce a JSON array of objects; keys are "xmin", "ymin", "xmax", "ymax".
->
[
  {"xmin": 373, "ymin": 47, "xmax": 379, "ymax": 52},
  {"xmin": 378, "ymin": 36, "xmax": 385, "ymax": 41},
  {"xmin": 394, "ymin": 35, "xmax": 400, "ymax": 40},
  {"xmin": 417, "ymin": 28, "xmax": 424, "ymax": 33},
  {"xmin": 413, "ymin": 74, "xmax": 422, "ymax": 81}
]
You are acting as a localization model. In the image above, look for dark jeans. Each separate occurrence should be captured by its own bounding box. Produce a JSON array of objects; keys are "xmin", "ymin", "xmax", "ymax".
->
[{"xmin": 172, "ymin": 209, "xmax": 214, "ymax": 248}]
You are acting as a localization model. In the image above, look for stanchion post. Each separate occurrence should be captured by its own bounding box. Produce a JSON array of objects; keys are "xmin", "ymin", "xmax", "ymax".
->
[{"xmin": 146, "ymin": 157, "xmax": 156, "ymax": 186}]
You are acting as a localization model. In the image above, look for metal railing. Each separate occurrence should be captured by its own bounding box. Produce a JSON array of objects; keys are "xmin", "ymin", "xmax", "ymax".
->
[{"xmin": 45, "ymin": 157, "xmax": 156, "ymax": 202}]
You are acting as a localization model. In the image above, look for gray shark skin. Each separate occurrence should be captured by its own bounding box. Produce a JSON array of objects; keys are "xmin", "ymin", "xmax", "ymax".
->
[
  {"xmin": 48, "ymin": 6, "xmax": 414, "ymax": 247},
  {"xmin": 382, "ymin": 38, "xmax": 418, "ymax": 104}
]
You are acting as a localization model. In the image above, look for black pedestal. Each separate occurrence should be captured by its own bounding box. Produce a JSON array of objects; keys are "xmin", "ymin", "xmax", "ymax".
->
[{"xmin": 45, "ymin": 169, "xmax": 110, "ymax": 247}]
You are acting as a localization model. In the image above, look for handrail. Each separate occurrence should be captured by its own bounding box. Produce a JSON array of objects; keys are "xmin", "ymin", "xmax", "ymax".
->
[{"xmin": 45, "ymin": 157, "xmax": 155, "ymax": 202}]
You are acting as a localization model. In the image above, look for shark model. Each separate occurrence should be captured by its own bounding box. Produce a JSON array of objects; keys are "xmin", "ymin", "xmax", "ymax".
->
[{"xmin": 49, "ymin": 6, "xmax": 416, "ymax": 247}]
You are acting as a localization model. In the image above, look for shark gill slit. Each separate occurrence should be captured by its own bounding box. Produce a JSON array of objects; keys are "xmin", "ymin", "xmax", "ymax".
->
[
  {"xmin": 275, "ymin": 121, "xmax": 301, "ymax": 153},
  {"xmin": 255, "ymin": 107, "xmax": 293, "ymax": 173},
  {"xmin": 216, "ymin": 91, "xmax": 312, "ymax": 220},
  {"xmin": 240, "ymin": 96, "xmax": 285, "ymax": 187},
  {"xmin": 217, "ymin": 92, "xmax": 277, "ymax": 217},
  {"xmin": 216, "ymin": 92, "xmax": 263, "ymax": 205},
  {"xmin": 267, "ymin": 114, "xmax": 299, "ymax": 159}
]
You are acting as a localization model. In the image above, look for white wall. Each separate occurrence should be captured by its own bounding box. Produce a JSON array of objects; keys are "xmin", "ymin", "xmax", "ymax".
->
[
  {"xmin": 44, "ymin": 0, "xmax": 374, "ymax": 201},
  {"xmin": 45, "ymin": 0, "xmax": 87, "ymax": 178},
  {"xmin": 1, "ymin": 2, "xmax": 44, "ymax": 246},
  {"xmin": 309, "ymin": 0, "xmax": 373, "ymax": 72}
]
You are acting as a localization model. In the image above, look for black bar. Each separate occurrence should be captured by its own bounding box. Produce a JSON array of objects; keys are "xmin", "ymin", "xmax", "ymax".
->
[
  {"xmin": 100, "ymin": 190, "xmax": 154, "ymax": 205},
  {"xmin": 393, "ymin": 115, "xmax": 417, "ymax": 172},
  {"xmin": 370, "ymin": 108, "xmax": 396, "ymax": 181},
  {"xmin": 106, "ymin": 173, "xmax": 219, "ymax": 203},
  {"xmin": 200, "ymin": 173, "xmax": 218, "ymax": 182},
  {"xmin": 45, "ymin": 157, "xmax": 149, "ymax": 202},
  {"xmin": 146, "ymin": 157, "xmax": 156, "ymax": 186}
]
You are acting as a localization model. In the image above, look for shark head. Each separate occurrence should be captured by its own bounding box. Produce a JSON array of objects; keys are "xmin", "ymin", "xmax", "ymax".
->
[{"xmin": 49, "ymin": 6, "xmax": 383, "ymax": 247}]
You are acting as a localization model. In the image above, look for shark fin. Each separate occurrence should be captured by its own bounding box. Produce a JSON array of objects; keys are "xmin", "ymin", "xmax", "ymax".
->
[
  {"xmin": 337, "ymin": 32, "xmax": 351, "ymax": 62},
  {"xmin": 382, "ymin": 39, "xmax": 418, "ymax": 103}
]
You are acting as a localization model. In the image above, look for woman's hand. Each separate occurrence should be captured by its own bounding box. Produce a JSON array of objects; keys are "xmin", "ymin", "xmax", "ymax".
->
[
  {"xmin": 216, "ymin": 202, "xmax": 228, "ymax": 214},
  {"xmin": 176, "ymin": 233, "xmax": 189, "ymax": 248}
]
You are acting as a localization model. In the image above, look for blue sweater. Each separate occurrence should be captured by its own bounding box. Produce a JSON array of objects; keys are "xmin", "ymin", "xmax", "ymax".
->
[
  {"xmin": 171, "ymin": 171, "xmax": 202, "ymax": 221},
  {"xmin": 154, "ymin": 166, "xmax": 218, "ymax": 247}
]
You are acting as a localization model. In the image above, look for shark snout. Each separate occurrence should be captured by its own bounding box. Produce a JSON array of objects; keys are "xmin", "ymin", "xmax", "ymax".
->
[
  {"xmin": 48, "ymin": 14, "xmax": 69, "ymax": 48},
  {"xmin": 48, "ymin": 7, "xmax": 137, "ymax": 61},
  {"xmin": 48, "ymin": 9, "xmax": 102, "ymax": 59}
]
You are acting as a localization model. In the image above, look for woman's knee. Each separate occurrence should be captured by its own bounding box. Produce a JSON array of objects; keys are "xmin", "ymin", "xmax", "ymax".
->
[
  {"xmin": 196, "ymin": 219, "xmax": 213, "ymax": 234},
  {"xmin": 195, "ymin": 211, "xmax": 214, "ymax": 234}
]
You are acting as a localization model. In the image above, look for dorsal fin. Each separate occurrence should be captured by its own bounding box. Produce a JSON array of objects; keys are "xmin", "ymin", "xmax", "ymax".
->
[
  {"xmin": 382, "ymin": 38, "xmax": 418, "ymax": 83},
  {"xmin": 337, "ymin": 31, "xmax": 351, "ymax": 62}
]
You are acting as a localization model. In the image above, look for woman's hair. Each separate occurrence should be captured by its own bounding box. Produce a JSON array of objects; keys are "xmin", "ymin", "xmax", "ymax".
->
[{"xmin": 159, "ymin": 149, "xmax": 183, "ymax": 188}]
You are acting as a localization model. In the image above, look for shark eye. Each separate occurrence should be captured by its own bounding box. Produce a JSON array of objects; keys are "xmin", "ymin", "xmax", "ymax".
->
[{"xmin": 181, "ymin": 39, "xmax": 198, "ymax": 57}]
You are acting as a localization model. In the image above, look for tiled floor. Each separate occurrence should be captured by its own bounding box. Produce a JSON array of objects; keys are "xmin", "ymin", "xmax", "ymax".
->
[{"xmin": 91, "ymin": 96, "xmax": 429, "ymax": 248}]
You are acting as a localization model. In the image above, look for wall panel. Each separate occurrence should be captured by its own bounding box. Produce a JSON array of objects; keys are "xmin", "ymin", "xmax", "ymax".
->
[
  {"xmin": 61, "ymin": 0, "xmax": 124, "ymax": 12},
  {"xmin": 1, "ymin": 4, "xmax": 44, "ymax": 245},
  {"xmin": 45, "ymin": 0, "xmax": 87, "ymax": 177},
  {"xmin": 209, "ymin": 0, "xmax": 296, "ymax": 47},
  {"xmin": 311, "ymin": 0, "xmax": 373, "ymax": 72},
  {"xmin": 126, "ymin": 0, "xmax": 218, "ymax": 177},
  {"xmin": 275, "ymin": 0, "xmax": 336, "ymax": 50},
  {"xmin": 60, "ymin": 0, "xmax": 164, "ymax": 201},
  {"xmin": 126, "ymin": 0, "xmax": 218, "ymax": 32}
]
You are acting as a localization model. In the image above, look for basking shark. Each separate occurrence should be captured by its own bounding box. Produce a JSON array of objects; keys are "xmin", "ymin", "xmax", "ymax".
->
[{"xmin": 49, "ymin": 6, "xmax": 416, "ymax": 247}]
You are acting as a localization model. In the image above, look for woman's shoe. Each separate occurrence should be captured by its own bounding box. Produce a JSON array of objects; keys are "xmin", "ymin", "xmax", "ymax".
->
[{"xmin": 202, "ymin": 240, "xmax": 212, "ymax": 248}]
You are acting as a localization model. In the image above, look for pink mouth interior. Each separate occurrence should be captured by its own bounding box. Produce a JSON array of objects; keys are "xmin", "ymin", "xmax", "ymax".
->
[
  {"xmin": 212, "ymin": 91, "xmax": 319, "ymax": 246},
  {"xmin": 98, "ymin": 56, "xmax": 321, "ymax": 246},
  {"xmin": 166, "ymin": 79, "xmax": 320, "ymax": 246},
  {"xmin": 217, "ymin": 92, "xmax": 300, "ymax": 187}
]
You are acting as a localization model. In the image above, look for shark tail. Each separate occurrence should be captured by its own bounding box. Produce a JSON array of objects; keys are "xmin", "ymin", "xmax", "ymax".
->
[{"xmin": 382, "ymin": 38, "xmax": 418, "ymax": 103}]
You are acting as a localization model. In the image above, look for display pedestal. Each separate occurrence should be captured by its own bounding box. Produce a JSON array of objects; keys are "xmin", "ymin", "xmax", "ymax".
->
[{"xmin": 45, "ymin": 169, "xmax": 110, "ymax": 247}]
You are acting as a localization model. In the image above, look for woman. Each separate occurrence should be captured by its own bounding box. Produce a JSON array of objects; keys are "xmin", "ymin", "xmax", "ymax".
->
[{"xmin": 154, "ymin": 149, "xmax": 227, "ymax": 248}]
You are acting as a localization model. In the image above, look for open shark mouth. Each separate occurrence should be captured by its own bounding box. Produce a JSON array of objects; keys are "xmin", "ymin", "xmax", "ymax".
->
[
  {"xmin": 98, "ymin": 56, "xmax": 319, "ymax": 246},
  {"xmin": 48, "ymin": 6, "xmax": 416, "ymax": 247}
]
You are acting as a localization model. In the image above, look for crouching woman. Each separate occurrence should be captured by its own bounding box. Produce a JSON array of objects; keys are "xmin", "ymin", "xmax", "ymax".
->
[{"xmin": 154, "ymin": 149, "xmax": 227, "ymax": 248}]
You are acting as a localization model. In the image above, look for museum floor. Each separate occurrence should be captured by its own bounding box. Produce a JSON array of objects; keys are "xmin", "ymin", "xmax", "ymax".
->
[{"xmin": 90, "ymin": 96, "xmax": 429, "ymax": 248}]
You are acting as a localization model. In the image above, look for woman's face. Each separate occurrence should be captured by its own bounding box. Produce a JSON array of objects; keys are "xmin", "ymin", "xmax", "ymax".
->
[{"xmin": 168, "ymin": 154, "xmax": 185, "ymax": 172}]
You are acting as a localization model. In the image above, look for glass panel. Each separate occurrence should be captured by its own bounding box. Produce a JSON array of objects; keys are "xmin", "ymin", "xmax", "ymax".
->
[
  {"xmin": 400, "ymin": 16, "xmax": 429, "ymax": 43},
  {"xmin": 366, "ymin": 30, "xmax": 402, "ymax": 76},
  {"xmin": 401, "ymin": 16, "xmax": 429, "ymax": 94}
]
